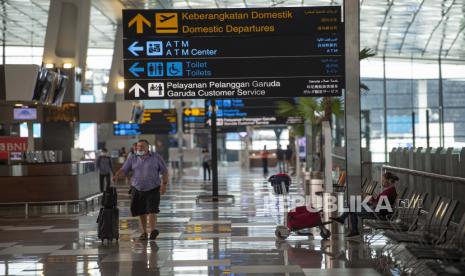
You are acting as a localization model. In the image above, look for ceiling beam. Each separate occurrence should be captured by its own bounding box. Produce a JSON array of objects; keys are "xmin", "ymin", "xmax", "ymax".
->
[
  {"xmin": 382, "ymin": 21, "xmax": 393, "ymax": 57},
  {"xmin": 375, "ymin": 0, "xmax": 394, "ymax": 54},
  {"xmin": 445, "ymin": 23, "xmax": 465, "ymax": 57},
  {"xmin": 398, "ymin": 0, "xmax": 426, "ymax": 54},
  {"xmin": 91, "ymin": 3, "xmax": 117, "ymax": 25},
  {"xmin": 421, "ymin": 0, "xmax": 456, "ymax": 56},
  {"xmin": 6, "ymin": 0, "xmax": 47, "ymax": 28},
  {"xmin": 156, "ymin": 0, "xmax": 168, "ymax": 9},
  {"xmin": 94, "ymin": 0, "xmax": 125, "ymax": 23}
]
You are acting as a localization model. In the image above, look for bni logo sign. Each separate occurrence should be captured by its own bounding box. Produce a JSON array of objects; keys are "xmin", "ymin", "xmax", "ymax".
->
[
  {"xmin": 148, "ymin": 82, "xmax": 164, "ymax": 97},
  {"xmin": 155, "ymin": 13, "xmax": 178, "ymax": 33}
]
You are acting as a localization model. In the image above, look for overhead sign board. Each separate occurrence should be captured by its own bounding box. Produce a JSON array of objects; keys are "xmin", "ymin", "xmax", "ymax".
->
[
  {"xmin": 122, "ymin": 7, "xmax": 344, "ymax": 100},
  {"xmin": 140, "ymin": 109, "xmax": 177, "ymax": 134},
  {"xmin": 113, "ymin": 123, "xmax": 142, "ymax": 136},
  {"xmin": 205, "ymin": 99, "xmax": 303, "ymax": 127},
  {"xmin": 182, "ymin": 108, "xmax": 206, "ymax": 133}
]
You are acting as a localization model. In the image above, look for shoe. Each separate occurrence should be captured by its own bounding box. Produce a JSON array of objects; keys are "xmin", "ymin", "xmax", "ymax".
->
[
  {"xmin": 330, "ymin": 216, "xmax": 344, "ymax": 225},
  {"xmin": 138, "ymin": 232, "xmax": 148, "ymax": 240},
  {"xmin": 149, "ymin": 229, "xmax": 159, "ymax": 240},
  {"xmin": 345, "ymin": 232, "xmax": 360, "ymax": 238}
]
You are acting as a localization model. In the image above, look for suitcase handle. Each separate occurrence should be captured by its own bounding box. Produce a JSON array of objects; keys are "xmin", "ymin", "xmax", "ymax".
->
[{"xmin": 96, "ymin": 208, "xmax": 104, "ymax": 223}]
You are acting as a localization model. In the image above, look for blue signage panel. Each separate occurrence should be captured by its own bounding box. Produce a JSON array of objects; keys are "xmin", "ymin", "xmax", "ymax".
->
[
  {"xmin": 204, "ymin": 98, "xmax": 302, "ymax": 127},
  {"xmin": 113, "ymin": 123, "xmax": 141, "ymax": 136}
]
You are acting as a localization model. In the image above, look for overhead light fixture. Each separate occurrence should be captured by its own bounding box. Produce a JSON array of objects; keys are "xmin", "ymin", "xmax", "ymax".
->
[
  {"xmin": 113, "ymin": 121, "xmax": 119, "ymax": 124},
  {"xmin": 63, "ymin": 63, "xmax": 73, "ymax": 69},
  {"xmin": 117, "ymin": 81, "xmax": 125, "ymax": 90},
  {"xmin": 45, "ymin": 63, "xmax": 54, "ymax": 69},
  {"xmin": 14, "ymin": 103, "xmax": 23, "ymax": 107}
]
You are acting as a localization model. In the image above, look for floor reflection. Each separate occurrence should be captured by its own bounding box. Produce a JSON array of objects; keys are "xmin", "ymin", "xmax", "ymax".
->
[{"xmin": 0, "ymin": 166, "xmax": 381, "ymax": 275}]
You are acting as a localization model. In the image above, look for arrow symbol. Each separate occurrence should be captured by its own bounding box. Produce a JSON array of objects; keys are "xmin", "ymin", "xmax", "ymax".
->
[
  {"xmin": 128, "ymin": 41, "xmax": 144, "ymax": 56},
  {"xmin": 129, "ymin": 83, "xmax": 145, "ymax": 98},
  {"xmin": 128, "ymin": 13, "xmax": 151, "ymax": 34},
  {"xmin": 184, "ymin": 109, "xmax": 192, "ymax": 116},
  {"xmin": 129, "ymin": 62, "xmax": 144, "ymax": 77}
]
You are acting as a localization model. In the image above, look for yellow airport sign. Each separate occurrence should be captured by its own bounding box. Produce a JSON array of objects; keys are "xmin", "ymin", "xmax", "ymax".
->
[
  {"xmin": 184, "ymin": 108, "xmax": 205, "ymax": 116},
  {"xmin": 128, "ymin": 13, "xmax": 151, "ymax": 34},
  {"xmin": 155, "ymin": 13, "xmax": 178, "ymax": 33}
]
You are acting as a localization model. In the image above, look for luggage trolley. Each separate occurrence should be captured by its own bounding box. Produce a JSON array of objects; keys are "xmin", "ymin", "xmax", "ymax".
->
[{"xmin": 268, "ymin": 174, "xmax": 331, "ymax": 240}]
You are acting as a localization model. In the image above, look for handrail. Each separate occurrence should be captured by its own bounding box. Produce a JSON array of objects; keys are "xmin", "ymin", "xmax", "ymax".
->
[
  {"xmin": 383, "ymin": 165, "xmax": 465, "ymax": 184},
  {"xmin": 0, "ymin": 192, "xmax": 103, "ymax": 219},
  {"xmin": 331, "ymin": 153, "xmax": 346, "ymax": 161},
  {"xmin": 0, "ymin": 193, "xmax": 103, "ymax": 206}
]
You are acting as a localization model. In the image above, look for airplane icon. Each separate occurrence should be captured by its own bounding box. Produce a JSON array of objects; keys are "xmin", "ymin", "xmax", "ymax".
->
[
  {"xmin": 155, "ymin": 13, "xmax": 178, "ymax": 33},
  {"xmin": 160, "ymin": 14, "xmax": 175, "ymax": 22}
]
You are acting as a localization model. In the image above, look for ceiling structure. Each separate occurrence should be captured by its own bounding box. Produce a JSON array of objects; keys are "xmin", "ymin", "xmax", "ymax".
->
[{"xmin": 0, "ymin": 0, "xmax": 464, "ymax": 61}]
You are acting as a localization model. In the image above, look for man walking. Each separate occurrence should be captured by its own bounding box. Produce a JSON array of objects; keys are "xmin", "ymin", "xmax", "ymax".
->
[
  {"xmin": 285, "ymin": 145, "xmax": 293, "ymax": 173},
  {"xmin": 276, "ymin": 144, "xmax": 285, "ymax": 173},
  {"xmin": 261, "ymin": 145, "xmax": 269, "ymax": 175},
  {"xmin": 113, "ymin": 139, "xmax": 169, "ymax": 240},
  {"xmin": 96, "ymin": 148, "xmax": 113, "ymax": 192}
]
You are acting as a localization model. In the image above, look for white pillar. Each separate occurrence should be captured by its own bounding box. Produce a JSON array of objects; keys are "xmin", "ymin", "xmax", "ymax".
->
[
  {"xmin": 344, "ymin": 0, "xmax": 362, "ymax": 196},
  {"xmin": 107, "ymin": 24, "xmax": 124, "ymax": 102},
  {"xmin": 42, "ymin": 0, "xmax": 91, "ymax": 78}
]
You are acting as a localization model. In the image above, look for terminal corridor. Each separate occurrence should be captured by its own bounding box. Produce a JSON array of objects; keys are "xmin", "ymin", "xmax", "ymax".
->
[{"xmin": 0, "ymin": 166, "xmax": 380, "ymax": 276}]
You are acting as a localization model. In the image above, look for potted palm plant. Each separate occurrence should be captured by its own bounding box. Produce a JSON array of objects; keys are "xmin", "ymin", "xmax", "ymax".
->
[{"xmin": 276, "ymin": 47, "xmax": 375, "ymax": 172}]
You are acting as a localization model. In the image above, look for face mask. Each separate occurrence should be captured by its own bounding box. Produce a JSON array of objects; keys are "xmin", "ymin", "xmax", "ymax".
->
[
  {"xmin": 101, "ymin": 152, "xmax": 107, "ymax": 156},
  {"xmin": 136, "ymin": 150, "xmax": 145, "ymax": 156}
]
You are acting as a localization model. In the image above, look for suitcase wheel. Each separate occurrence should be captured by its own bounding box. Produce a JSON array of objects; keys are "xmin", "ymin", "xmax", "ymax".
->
[
  {"xmin": 275, "ymin": 226, "xmax": 290, "ymax": 240},
  {"xmin": 319, "ymin": 226, "xmax": 331, "ymax": 240}
]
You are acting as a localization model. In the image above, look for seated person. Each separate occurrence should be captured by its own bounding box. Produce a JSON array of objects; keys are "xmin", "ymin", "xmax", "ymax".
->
[{"xmin": 330, "ymin": 172, "xmax": 399, "ymax": 238}]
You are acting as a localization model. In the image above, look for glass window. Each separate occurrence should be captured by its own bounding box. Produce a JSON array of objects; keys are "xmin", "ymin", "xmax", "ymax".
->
[
  {"xmin": 77, "ymin": 123, "xmax": 97, "ymax": 151},
  {"xmin": 19, "ymin": 123, "xmax": 41, "ymax": 138},
  {"xmin": 360, "ymin": 58, "xmax": 463, "ymax": 162},
  {"xmin": 361, "ymin": 79, "xmax": 384, "ymax": 109},
  {"xmin": 251, "ymin": 129, "xmax": 289, "ymax": 150}
]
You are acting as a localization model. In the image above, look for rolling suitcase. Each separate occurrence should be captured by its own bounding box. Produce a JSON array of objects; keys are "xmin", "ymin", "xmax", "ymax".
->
[
  {"xmin": 102, "ymin": 186, "xmax": 117, "ymax": 208},
  {"xmin": 96, "ymin": 207, "xmax": 119, "ymax": 242},
  {"xmin": 275, "ymin": 206, "xmax": 331, "ymax": 240},
  {"xmin": 97, "ymin": 185, "xmax": 119, "ymax": 243},
  {"xmin": 287, "ymin": 206, "xmax": 323, "ymax": 230},
  {"xmin": 268, "ymin": 173, "xmax": 291, "ymax": 194}
]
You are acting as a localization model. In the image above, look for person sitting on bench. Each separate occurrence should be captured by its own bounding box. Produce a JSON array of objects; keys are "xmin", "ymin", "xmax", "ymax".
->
[{"xmin": 330, "ymin": 172, "xmax": 399, "ymax": 238}]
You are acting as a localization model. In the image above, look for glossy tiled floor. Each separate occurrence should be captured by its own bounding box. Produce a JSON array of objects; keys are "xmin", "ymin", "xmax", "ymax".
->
[{"xmin": 0, "ymin": 165, "xmax": 381, "ymax": 275}]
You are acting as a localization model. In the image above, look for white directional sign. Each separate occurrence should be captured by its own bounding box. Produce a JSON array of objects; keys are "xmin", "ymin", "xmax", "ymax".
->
[
  {"xmin": 128, "ymin": 41, "xmax": 144, "ymax": 56},
  {"xmin": 129, "ymin": 83, "xmax": 145, "ymax": 98}
]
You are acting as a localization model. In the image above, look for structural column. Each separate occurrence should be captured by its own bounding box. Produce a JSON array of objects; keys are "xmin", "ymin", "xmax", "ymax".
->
[
  {"xmin": 107, "ymin": 24, "xmax": 124, "ymax": 102},
  {"xmin": 41, "ymin": 0, "xmax": 91, "ymax": 161},
  {"xmin": 42, "ymin": 0, "xmax": 91, "ymax": 81},
  {"xmin": 344, "ymin": 0, "xmax": 362, "ymax": 196}
]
